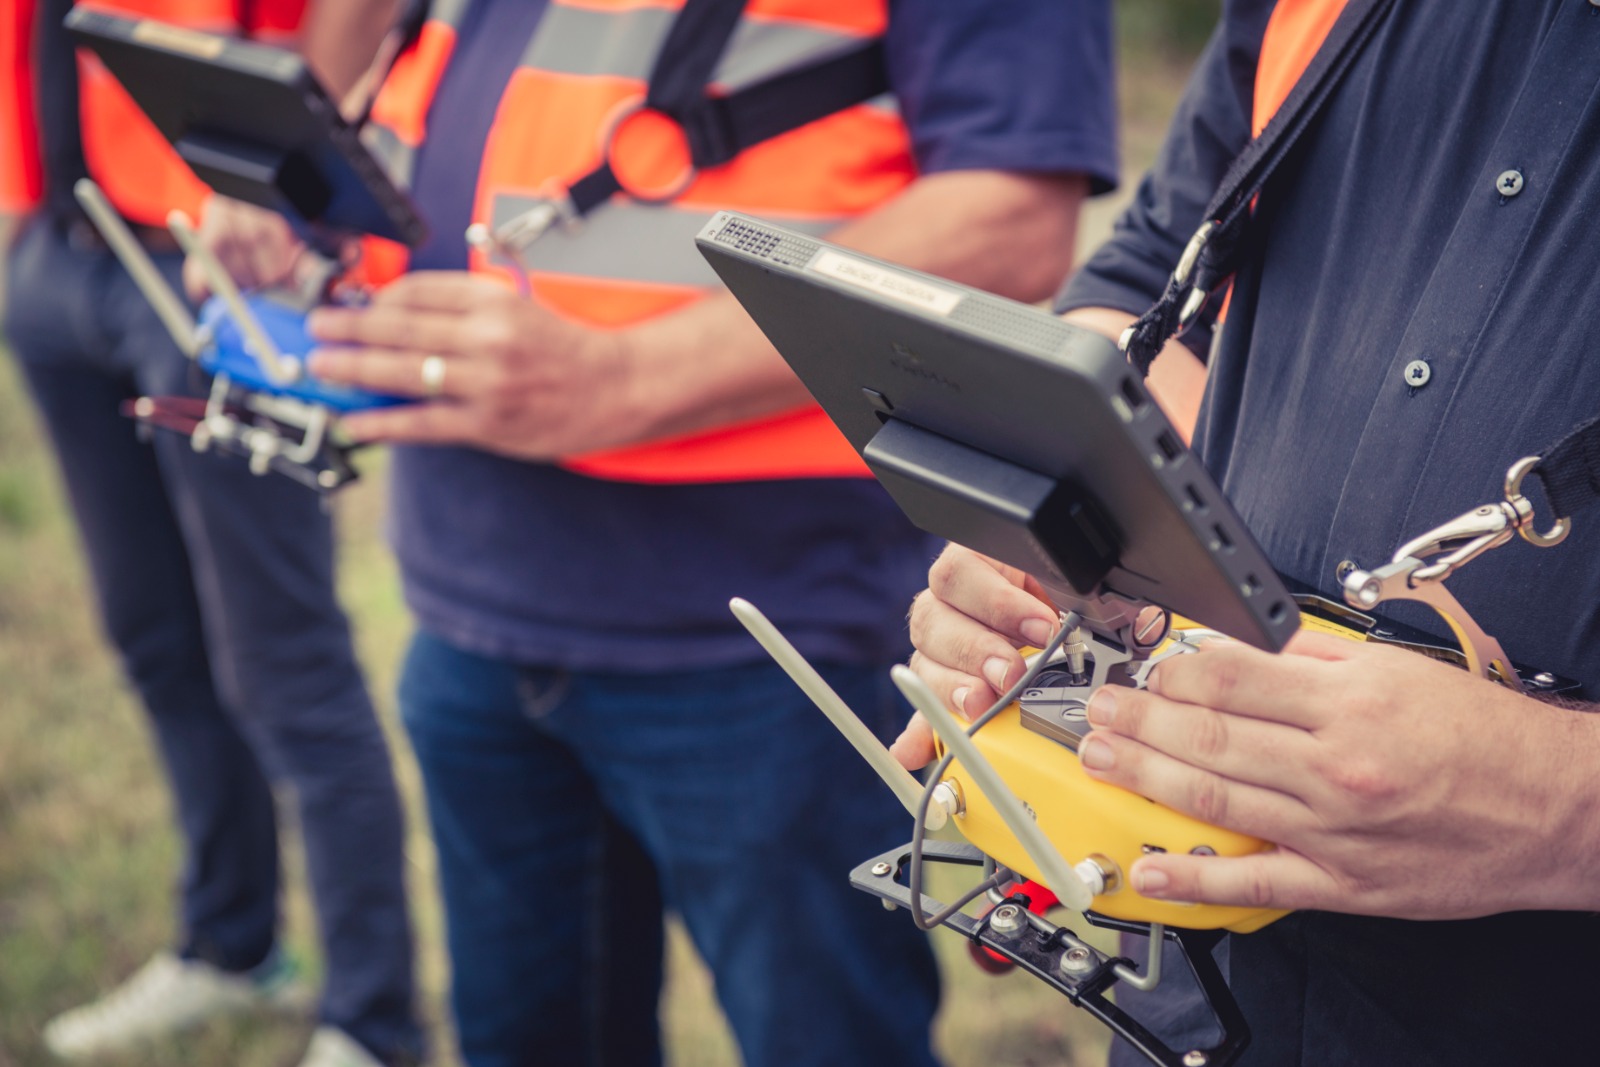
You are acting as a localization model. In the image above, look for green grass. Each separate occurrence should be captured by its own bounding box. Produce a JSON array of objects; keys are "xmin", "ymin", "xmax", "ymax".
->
[{"xmin": 0, "ymin": 24, "xmax": 1199, "ymax": 1065}]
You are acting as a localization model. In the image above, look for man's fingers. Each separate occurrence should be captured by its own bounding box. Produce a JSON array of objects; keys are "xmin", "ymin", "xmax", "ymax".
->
[
  {"xmin": 309, "ymin": 347, "xmax": 432, "ymax": 396},
  {"xmin": 908, "ymin": 589, "xmax": 1032, "ymax": 699},
  {"xmin": 307, "ymin": 304, "xmax": 467, "ymax": 355},
  {"xmin": 889, "ymin": 712, "xmax": 938, "ymax": 771},
  {"xmin": 907, "ymin": 649, "xmax": 1000, "ymax": 720},
  {"xmin": 247, "ymin": 237, "xmax": 296, "ymax": 293},
  {"xmin": 182, "ymin": 256, "xmax": 212, "ymax": 303},
  {"xmin": 338, "ymin": 401, "xmax": 479, "ymax": 445},
  {"xmin": 373, "ymin": 271, "xmax": 512, "ymax": 311},
  {"xmin": 186, "ymin": 236, "xmax": 261, "ymax": 299},
  {"xmin": 1083, "ymin": 685, "xmax": 1316, "ymax": 795},
  {"xmin": 1128, "ymin": 849, "xmax": 1337, "ymax": 911},
  {"xmin": 1282, "ymin": 630, "xmax": 1362, "ymax": 662},
  {"xmin": 1145, "ymin": 641, "xmax": 1334, "ymax": 728},
  {"xmin": 1077, "ymin": 727, "xmax": 1309, "ymax": 843},
  {"xmin": 925, "ymin": 544, "xmax": 1058, "ymax": 648},
  {"xmin": 187, "ymin": 197, "xmax": 305, "ymax": 299},
  {"xmin": 309, "ymin": 348, "xmax": 489, "ymax": 400}
]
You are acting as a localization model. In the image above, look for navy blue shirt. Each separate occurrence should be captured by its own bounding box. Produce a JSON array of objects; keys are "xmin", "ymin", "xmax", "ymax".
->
[
  {"xmin": 392, "ymin": 0, "xmax": 1119, "ymax": 671},
  {"xmin": 1062, "ymin": 2, "xmax": 1600, "ymax": 1062}
]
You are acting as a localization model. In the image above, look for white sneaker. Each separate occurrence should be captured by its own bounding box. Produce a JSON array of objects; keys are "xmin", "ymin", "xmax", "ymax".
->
[
  {"xmin": 295, "ymin": 1027, "xmax": 385, "ymax": 1067},
  {"xmin": 42, "ymin": 950, "xmax": 312, "ymax": 1059}
]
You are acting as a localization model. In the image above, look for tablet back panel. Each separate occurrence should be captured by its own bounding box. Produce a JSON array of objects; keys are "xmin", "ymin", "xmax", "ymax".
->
[
  {"xmin": 698, "ymin": 212, "xmax": 1297, "ymax": 652},
  {"xmin": 67, "ymin": 8, "xmax": 425, "ymax": 246}
]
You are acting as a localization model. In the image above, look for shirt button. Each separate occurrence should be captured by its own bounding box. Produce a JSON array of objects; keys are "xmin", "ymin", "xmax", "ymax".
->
[
  {"xmin": 1403, "ymin": 359, "xmax": 1432, "ymax": 388},
  {"xmin": 1496, "ymin": 169, "xmax": 1525, "ymax": 197}
]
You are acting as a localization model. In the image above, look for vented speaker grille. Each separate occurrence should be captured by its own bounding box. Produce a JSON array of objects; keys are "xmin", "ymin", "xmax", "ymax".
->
[
  {"xmin": 947, "ymin": 296, "xmax": 1075, "ymax": 357},
  {"xmin": 708, "ymin": 217, "xmax": 820, "ymax": 268}
]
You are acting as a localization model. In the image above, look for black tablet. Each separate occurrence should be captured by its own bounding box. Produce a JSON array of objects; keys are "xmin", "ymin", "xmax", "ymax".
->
[
  {"xmin": 66, "ymin": 7, "xmax": 426, "ymax": 247},
  {"xmin": 697, "ymin": 212, "xmax": 1297, "ymax": 652}
]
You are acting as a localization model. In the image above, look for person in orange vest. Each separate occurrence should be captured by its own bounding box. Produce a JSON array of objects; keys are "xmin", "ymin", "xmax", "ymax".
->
[
  {"xmin": 193, "ymin": 0, "xmax": 1118, "ymax": 1063},
  {"xmin": 0, "ymin": 3, "xmax": 422, "ymax": 1065}
]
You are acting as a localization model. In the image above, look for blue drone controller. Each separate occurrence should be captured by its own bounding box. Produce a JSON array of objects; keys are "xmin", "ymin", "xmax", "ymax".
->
[
  {"xmin": 195, "ymin": 294, "xmax": 403, "ymax": 414},
  {"xmin": 75, "ymin": 179, "xmax": 409, "ymax": 491}
]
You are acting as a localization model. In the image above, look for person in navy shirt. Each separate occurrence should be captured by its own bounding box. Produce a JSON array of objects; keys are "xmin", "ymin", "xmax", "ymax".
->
[
  {"xmin": 194, "ymin": 1, "xmax": 1118, "ymax": 1063},
  {"xmin": 904, "ymin": 1, "xmax": 1600, "ymax": 1063}
]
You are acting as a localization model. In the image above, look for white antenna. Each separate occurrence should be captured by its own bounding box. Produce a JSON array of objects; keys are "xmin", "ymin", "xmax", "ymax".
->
[
  {"xmin": 166, "ymin": 210, "xmax": 300, "ymax": 385},
  {"xmin": 73, "ymin": 180, "xmax": 200, "ymax": 357},
  {"xmin": 730, "ymin": 598, "xmax": 926, "ymax": 818},
  {"xmin": 889, "ymin": 664, "xmax": 1094, "ymax": 912}
]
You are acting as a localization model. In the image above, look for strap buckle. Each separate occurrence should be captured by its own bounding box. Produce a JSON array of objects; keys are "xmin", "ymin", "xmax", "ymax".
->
[
  {"xmin": 1340, "ymin": 529, "xmax": 1520, "ymax": 688},
  {"xmin": 465, "ymin": 194, "xmax": 580, "ymax": 296},
  {"xmin": 600, "ymin": 98, "xmax": 702, "ymax": 204},
  {"xmin": 1337, "ymin": 454, "xmax": 1574, "ymax": 690},
  {"xmin": 1354, "ymin": 454, "xmax": 1570, "ymax": 588},
  {"xmin": 1503, "ymin": 455, "xmax": 1571, "ymax": 547},
  {"xmin": 1173, "ymin": 220, "xmax": 1215, "ymax": 290},
  {"xmin": 1115, "ymin": 220, "xmax": 1220, "ymax": 359},
  {"xmin": 1388, "ymin": 502, "xmax": 1519, "ymax": 585},
  {"xmin": 1173, "ymin": 220, "xmax": 1218, "ymax": 329}
]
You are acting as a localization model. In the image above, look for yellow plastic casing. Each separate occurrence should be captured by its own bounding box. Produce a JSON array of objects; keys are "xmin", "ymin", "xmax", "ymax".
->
[{"xmin": 936, "ymin": 611, "xmax": 1365, "ymax": 934}]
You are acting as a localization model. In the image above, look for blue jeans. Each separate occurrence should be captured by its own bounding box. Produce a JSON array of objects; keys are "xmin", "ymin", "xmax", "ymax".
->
[
  {"xmin": 400, "ymin": 629, "xmax": 942, "ymax": 1067},
  {"xmin": 3, "ymin": 217, "xmax": 420, "ymax": 1063},
  {"xmin": 1108, "ymin": 934, "xmax": 1228, "ymax": 1067}
]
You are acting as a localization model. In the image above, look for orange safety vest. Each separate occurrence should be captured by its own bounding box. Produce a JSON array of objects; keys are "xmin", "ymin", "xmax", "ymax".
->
[
  {"xmin": 0, "ymin": 0, "xmax": 306, "ymax": 225},
  {"xmin": 1254, "ymin": 0, "xmax": 1349, "ymax": 135},
  {"xmin": 0, "ymin": 1, "xmax": 42, "ymax": 213},
  {"xmin": 362, "ymin": 0, "xmax": 918, "ymax": 484},
  {"xmin": 1202, "ymin": 0, "xmax": 1348, "ymax": 329}
]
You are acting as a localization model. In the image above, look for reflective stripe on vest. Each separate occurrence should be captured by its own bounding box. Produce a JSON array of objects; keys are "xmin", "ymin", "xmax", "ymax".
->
[
  {"xmin": 73, "ymin": 0, "xmax": 308, "ymax": 226},
  {"xmin": 363, "ymin": 0, "xmax": 916, "ymax": 483}
]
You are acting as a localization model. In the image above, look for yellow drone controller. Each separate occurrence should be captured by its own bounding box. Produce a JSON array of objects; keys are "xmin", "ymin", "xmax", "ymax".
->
[
  {"xmin": 932, "ymin": 686, "xmax": 1282, "ymax": 933},
  {"xmin": 728, "ymin": 479, "xmax": 1552, "ymax": 1067},
  {"xmin": 730, "ymin": 599, "xmax": 1390, "ymax": 935},
  {"xmin": 929, "ymin": 609, "xmax": 1372, "ymax": 934}
]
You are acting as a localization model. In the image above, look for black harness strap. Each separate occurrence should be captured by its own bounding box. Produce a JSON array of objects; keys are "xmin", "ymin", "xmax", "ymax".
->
[
  {"xmin": 644, "ymin": 0, "xmax": 747, "ymax": 124},
  {"xmin": 705, "ymin": 40, "xmax": 888, "ymax": 167},
  {"xmin": 564, "ymin": 0, "xmax": 887, "ymax": 218},
  {"xmin": 1121, "ymin": 0, "xmax": 1398, "ymax": 376}
]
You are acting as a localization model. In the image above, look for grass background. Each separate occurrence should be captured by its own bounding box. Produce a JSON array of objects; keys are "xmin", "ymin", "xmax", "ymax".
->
[{"xmin": 0, "ymin": 9, "xmax": 1212, "ymax": 1064}]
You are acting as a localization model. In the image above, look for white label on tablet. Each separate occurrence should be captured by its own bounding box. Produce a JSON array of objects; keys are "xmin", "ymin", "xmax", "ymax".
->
[
  {"xmin": 133, "ymin": 20, "xmax": 227, "ymax": 58},
  {"xmin": 809, "ymin": 250, "xmax": 963, "ymax": 316}
]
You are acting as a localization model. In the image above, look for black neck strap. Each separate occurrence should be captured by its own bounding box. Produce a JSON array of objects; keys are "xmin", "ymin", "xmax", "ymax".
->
[
  {"xmin": 1120, "ymin": 0, "xmax": 1600, "ymax": 522},
  {"xmin": 1536, "ymin": 416, "xmax": 1600, "ymax": 521},
  {"xmin": 1120, "ymin": 0, "xmax": 1399, "ymax": 376}
]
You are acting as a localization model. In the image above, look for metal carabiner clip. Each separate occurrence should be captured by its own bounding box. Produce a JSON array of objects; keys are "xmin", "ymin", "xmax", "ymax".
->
[
  {"xmin": 1338, "ymin": 455, "xmax": 1572, "ymax": 690},
  {"xmin": 1503, "ymin": 455, "xmax": 1571, "ymax": 548}
]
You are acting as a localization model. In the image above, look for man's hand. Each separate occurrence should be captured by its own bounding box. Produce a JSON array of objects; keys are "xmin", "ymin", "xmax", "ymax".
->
[
  {"xmin": 1079, "ymin": 633, "xmax": 1600, "ymax": 919},
  {"xmin": 899, "ymin": 543, "xmax": 1600, "ymax": 920},
  {"xmin": 890, "ymin": 304, "xmax": 1208, "ymax": 768},
  {"xmin": 183, "ymin": 196, "xmax": 309, "ymax": 301},
  {"xmin": 307, "ymin": 272, "xmax": 633, "ymax": 458},
  {"xmin": 893, "ymin": 544, "xmax": 1061, "ymax": 769}
]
